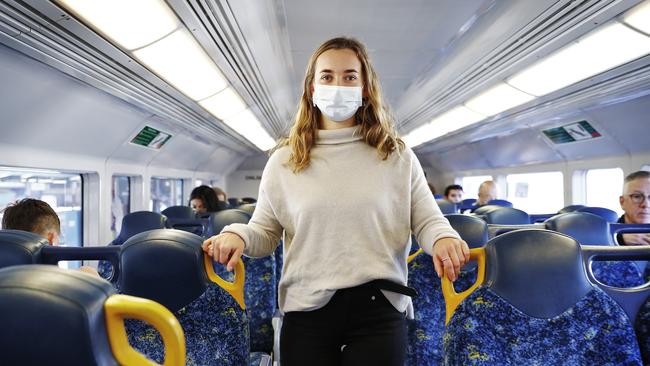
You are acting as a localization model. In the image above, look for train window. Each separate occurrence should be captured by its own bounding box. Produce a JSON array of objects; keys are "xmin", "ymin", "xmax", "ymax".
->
[
  {"xmin": 460, "ymin": 175, "xmax": 493, "ymax": 198},
  {"xmin": 111, "ymin": 175, "xmax": 131, "ymax": 238},
  {"xmin": 506, "ymin": 172, "xmax": 564, "ymax": 213},
  {"xmin": 0, "ymin": 167, "xmax": 83, "ymax": 248},
  {"xmin": 150, "ymin": 177, "xmax": 184, "ymax": 212},
  {"xmin": 585, "ymin": 168, "xmax": 624, "ymax": 213}
]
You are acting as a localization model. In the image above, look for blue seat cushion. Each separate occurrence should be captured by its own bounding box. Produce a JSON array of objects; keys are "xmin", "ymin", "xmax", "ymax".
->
[
  {"xmin": 406, "ymin": 253, "xmax": 476, "ymax": 366},
  {"xmin": 443, "ymin": 286, "xmax": 641, "ymax": 365},
  {"xmin": 243, "ymin": 255, "xmax": 276, "ymax": 353},
  {"xmin": 592, "ymin": 261, "xmax": 645, "ymax": 288},
  {"xmin": 126, "ymin": 282, "xmax": 250, "ymax": 366},
  {"xmin": 636, "ymin": 298, "xmax": 650, "ymax": 365}
]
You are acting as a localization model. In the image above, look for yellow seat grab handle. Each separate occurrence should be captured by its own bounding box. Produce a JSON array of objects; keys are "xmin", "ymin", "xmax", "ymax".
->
[
  {"xmin": 441, "ymin": 248, "xmax": 486, "ymax": 325},
  {"xmin": 204, "ymin": 254, "xmax": 246, "ymax": 310},
  {"xmin": 104, "ymin": 294, "xmax": 186, "ymax": 366},
  {"xmin": 407, "ymin": 248, "xmax": 423, "ymax": 264}
]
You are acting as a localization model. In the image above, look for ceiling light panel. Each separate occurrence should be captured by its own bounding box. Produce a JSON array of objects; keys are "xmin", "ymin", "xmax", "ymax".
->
[
  {"xmin": 507, "ymin": 21, "xmax": 650, "ymax": 96},
  {"xmin": 56, "ymin": 0, "xmax": 178, "ymax": 50},
  {"xmin": 464, "ymin": 82, "xmax": 535, "ymax": 116},
  {"xmin": 224, "ymin": 109, "xmax": 276, "ymax": 151},
  {"xmin": 199, "ymin": 87, "xmax": 248, "ymax": 120},
  {"xmin": 622, "ymin": 0, "xmax": 650, "ymax": 35}
]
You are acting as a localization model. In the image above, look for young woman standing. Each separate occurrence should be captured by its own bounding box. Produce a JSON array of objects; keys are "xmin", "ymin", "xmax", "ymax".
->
[{"xmin": 203, "ymin": 37, "xmax": 469, "ymax": 366}]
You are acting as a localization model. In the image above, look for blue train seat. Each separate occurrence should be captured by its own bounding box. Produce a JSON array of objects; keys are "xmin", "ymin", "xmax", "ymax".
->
[
  {"xmin": 238, "ymin": 203, "xmax": 257, "ymax": 215},
  {"xmin": 545, "ymin": 212, "xmax": 644, "ymax": 288},
  {"xmin": 482, "ymin": 207, "xmax": 530, "ymax": 225},
  {"xmin": 0, "ymin": 229, "xmax": 48, "ymax": 269},
  {"xmin": 0, "ymin": 265, "xmax": 185, "ymax": 366},
  {"xmin": 558, "ymin": 204, "xmax": 586, "ymax": 214},
  {"xmin": 458, "ymin": 198, "xmax": 477, "ymax": 212},
  {"xmin": 204, "ymin": 209, "xmax": 251, "ymax": 238},
  {"xmin": 442, "ymin": 230, "xmax": 643, "ymax": 365},
  {"xmin": 435, "ymin": 199, "xmax": 456, "ymax": 214},
  {"xmin": 161, "ymin": 205, "xmax": 195, "ymax": 219},
  {"xmin": 116, "ymin": 229, "xmax": 268, "ymax": 365},
  {"xmin": 486, "ymin": 199, "xmax": 513, "ymax": 208},
  {"xmin": 406, "ymin": 214, "xmax": 488, "ymax": 366},
  {"xmin": 576, "ymin": 206, "xmax": 619, "ymax": 223},
  {"xmin": 228, "ymin": 197, "xmax": 241, "ymax": 207},
  {"xmin": 471, "ymin": 204, "xmax": 503, "ymax": 216},
  {"xmin": 98, "ymin": 211, "xmax": 166, "ymax": 279}
]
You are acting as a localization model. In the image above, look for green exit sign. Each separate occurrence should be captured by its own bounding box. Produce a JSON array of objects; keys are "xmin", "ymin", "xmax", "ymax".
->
[
  {"xmin": 542, "ymin": 120, "xmax": 602, "ymax": 144},
  {"xmin": 130, "ymin": 126, "xmax": 172, "ymax": 150}
]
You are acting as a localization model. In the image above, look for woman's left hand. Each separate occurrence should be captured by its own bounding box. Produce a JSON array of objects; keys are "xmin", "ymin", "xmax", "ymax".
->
[{"xmin": 432, "ymin": 237, "xmax": 470, "ymax": 282}]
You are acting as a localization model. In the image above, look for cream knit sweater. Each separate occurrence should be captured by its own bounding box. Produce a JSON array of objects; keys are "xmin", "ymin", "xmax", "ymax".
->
[{"xmin": 222, "ymin": 126, "xmax": 460, "ymax": 314}]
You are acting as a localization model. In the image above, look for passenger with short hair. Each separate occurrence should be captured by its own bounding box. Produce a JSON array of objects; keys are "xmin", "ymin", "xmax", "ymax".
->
[
  {"xmin": 202, "ymin": 37, "xmax": 468, "ymax": 366},
  {"xmin": 2, "ymin": 198, "xmax": 98, "ymax": 275},
  {"xmin": 476, "ymin": 180, "xmax": 497, "ymax": 206},
  {"xmin": 617, "ymin": 170, "xmax": 650, "ymax": 245},
  {"xmin": 444, "ymin": 184, "xmax": 464, "ymax": 204},
  {"xmin": 189, "ymin": 185, "xmax": 221, "ymax": 214}
]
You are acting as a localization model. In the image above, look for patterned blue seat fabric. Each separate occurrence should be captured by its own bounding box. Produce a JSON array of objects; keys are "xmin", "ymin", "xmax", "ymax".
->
[
  {"xmin": 406, "ymin": 215, "xmax": 488, "ymax": 366},
  {"xmin": 442, "ymin": 230, "xmax": 642, "ymax": 365},
  {"xmin": 98, "ymin": 211, "xmax": 166, "ymax": 280},
  {"xmin": 545, "ymin": 212, "xmax": 644, "ymax": 288},
  {"xmin": 118, "ymin": 229, "xmax": 250, "ymax": 366},
  {"xmin": 636, "ymin": 298, "xmax": 650, "ymax": 365},
  {"xmin": 243, "ymin": 255, "xmax": 277, "ymax": 353}
]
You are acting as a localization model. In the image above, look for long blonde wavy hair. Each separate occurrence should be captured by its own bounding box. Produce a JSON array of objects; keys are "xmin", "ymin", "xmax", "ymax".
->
[{"xmin": 279, "ymin": 37, "xmax": 404, "ymax": 173}]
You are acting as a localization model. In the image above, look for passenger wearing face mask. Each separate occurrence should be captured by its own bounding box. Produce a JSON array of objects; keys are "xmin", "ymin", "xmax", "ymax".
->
[{"xmin": 202, "ymin": 37, "xmax": 467, "ymax": 366}]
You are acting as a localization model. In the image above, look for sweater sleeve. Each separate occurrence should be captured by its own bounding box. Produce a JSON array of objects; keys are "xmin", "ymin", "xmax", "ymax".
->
[
  {"xmin": 221, "ymin": 161, "xmax": 282, "ymax": 258},
  {"xmin": 409, "ymin": 149, "xmax": 461, "ymax": 256}
]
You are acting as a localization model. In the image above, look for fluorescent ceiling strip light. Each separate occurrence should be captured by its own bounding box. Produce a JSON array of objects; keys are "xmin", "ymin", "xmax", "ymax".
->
[
  {"xmin": 464, "ymin": 82, "xmax": 534, "ymax": 116},
  {"xmin": 199, "ymin": 87, "xmax": 248, "ymax": 120},
  {"xmin": 430, "ymin": 106, "xmax": 486, "ymax": 134},
  {"xmin": 56, "ymin": 0, "xmax": 178, "ymax": 50},
  {"xmin": 133, "ymin": 29, "xmax": 228, "ymax": 101},
  {"xmin": 622, "ymin": 0, "xmax": 650, "ymax": 35},
  {"xmin": 508, "ymin": 21, "xmax": 650, "ymax": 97},
  {"xmin": 403, "ymin": 122, "xmax": 438, "ymax": 148},
  {"xmin": 224, "ymin": 110, "xmax": 276, "ymax": 151}
]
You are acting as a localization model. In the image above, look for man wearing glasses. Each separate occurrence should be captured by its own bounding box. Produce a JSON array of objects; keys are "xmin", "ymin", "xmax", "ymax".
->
[{"xmin": 618, "ymin": 170, "xmax": 650, "ymax": 245}]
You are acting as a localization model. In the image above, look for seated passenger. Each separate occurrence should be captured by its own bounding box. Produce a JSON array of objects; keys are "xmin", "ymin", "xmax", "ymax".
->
[
  {"xmin": 189, "ymin": 185, "xmax": 221, "ymax": 214},
  {"xmin": 444, "ymin": 184, "xmax": 464, "ymax": 204},
  {"xmin": 475, "ymin": 180, "xmax": 497, "ymax": 206},
  {"xmin": 212, "ymin": 186, "xmax": 229, "ymax": 209},
  {"xmin": 617, "ymin": 170, "xmax": 650, "ymax": 245},
  {"xmin": 1, "ymin": 198, "xmax": 98, "ymax": 275}
]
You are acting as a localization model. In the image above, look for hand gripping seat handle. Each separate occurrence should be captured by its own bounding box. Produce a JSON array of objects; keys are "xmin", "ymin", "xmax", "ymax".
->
[
  {"xmin": 441, "ymin": 248, "xmax": 486, "ymax": 325},
  {"xmin": 104, "ymin": 294, "xmax": 186, "ymax": 366}
]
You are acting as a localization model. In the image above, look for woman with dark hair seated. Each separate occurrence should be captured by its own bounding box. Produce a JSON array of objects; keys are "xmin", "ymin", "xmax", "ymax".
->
[{"xmin": 189, "ymin": 185, "xmax": 221, "ymax": 214}]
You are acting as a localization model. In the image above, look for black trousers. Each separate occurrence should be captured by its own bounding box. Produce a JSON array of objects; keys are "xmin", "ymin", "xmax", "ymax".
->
[{"xmin": 280, "ymin": 284, "xmax": 407, "ymax": 366}]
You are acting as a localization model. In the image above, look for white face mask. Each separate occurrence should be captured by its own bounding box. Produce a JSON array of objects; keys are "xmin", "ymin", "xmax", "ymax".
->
[{"xmin": 312, "ymin": 84, "xmax": 362, "ymax": 122}]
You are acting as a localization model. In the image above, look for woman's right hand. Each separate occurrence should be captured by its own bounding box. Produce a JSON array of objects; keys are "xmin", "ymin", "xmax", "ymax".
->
[{"xmin": 202, "ymin": 233, "xmax": 245, "ymax": 272}]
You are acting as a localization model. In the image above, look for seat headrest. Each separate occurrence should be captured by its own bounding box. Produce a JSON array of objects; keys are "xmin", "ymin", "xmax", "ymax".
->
[
  {"xmin": 487, "ymin": 199, "xmax": 513, "ymax": 208},
  {"xmin": 0, "ymin": 230, "xmax": 48, "ymax": 269},
  {"xmin": 0, "ymin": 265, "xmax": 116, "ymax": 365},
  {"xmin": 206, "ymin": 209, "xmax": 251, "ymax": 237},
  {"xmin": 237, "ymin": 203, "xmax": 256, "ymax": 215},
  {"xmin": 118, "ymin": 229, "xmax": 208, "ymax": 312},
  {"xmin": 486, "ymin": 230, "xmax": 592, "ymax": 318},
  {"xmin": 114, "ymin": 211, "xmax": 166, "ymax": 245},
  {"xmin": 436, "ymin": 199, "xmax": 457, "ymax": 215},
  {"xmin": 576, "ymin": 206, "xmax": 619, "ymax": 223},
  {"xmin": 545, "ymin": 212, "xmax": 613, "ymax": 246},
  {"xmin": 161, "ymin": 205, "xmax": 196, "ymax": 219},
  {"xmin": 558, "ymin": 204, "xmax": 586, "ymax": 214},
  {"xmin": 445, "ymin": 215, "xmax": 488, "ymax": 249},
  {"xmin": 484, "ymin": 207, "xmax": 530, "ymax": 225}
]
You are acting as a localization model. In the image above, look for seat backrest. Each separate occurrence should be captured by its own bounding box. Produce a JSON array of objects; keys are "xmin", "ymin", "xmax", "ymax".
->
[
  {"xmin": 205, "ymin": 209, "xmax": 251, "ymax": 238},
  {"xmin": 442, "ymin": 230, "xmax": 642, "ymax": 365},
  {"xmin": 545, "ymin": 212, "xmax": 614, "ymax": 246},
  {"xmin": 161, "ymin": 205, "xmax": 196, "ymax": 220},
  {"xmin": 483, "ymin": 207, "xmax": 530, "ymax": 225},
  {"xmin": 458, "ymin": 198, "xmax": 477, "ymax": 212},
  {"xmin": 113, "ymin": 211, "xmax": 167, "ymax": 245},
  {"xmin": 558, "ymin": 204, "xmax": 586, "ymax": 214},
  {"xmin": 238, "ymin": 203, "xmax": 257, "ymax": 215},
  {"xmin": 446, "ymin": 214, "xmax": 488, "ymax": 248},
  {"xmin": 227, "ymin": 198, "xmax": 240, "ymax": 207},
  {"xmin": 118, "ymin": 229, "xmax": 249, "ymax": 366},
  {"xmin": 243, "ymin": 255, "xmax": 277, "ymax": 353},
  {"xmin": 576, "ymin": 206, "xmax": 619, "ymax": 223},
  {"xmin": 486, "ymin": 199, "xmax": 513, "ymax": 208},
  {"xmin": 435, "ymin": 199, "xmax": 456, "ymax": 214},
  {"xmin": 0, "ymin": 265, "xmax": 185, "ymax": 366},
  {"xmin": 472, "ymin": 204, "xmax": 502, "ymax": 215},
  {"xmin": 0, "ymin": 230, "xmax": 47, "ymax": 269}
]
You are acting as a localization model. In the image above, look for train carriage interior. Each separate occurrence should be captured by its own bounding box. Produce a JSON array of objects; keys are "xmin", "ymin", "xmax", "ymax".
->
[{"xmin": 1, "ymin": 0, "xmax": 650, "ymax": 365}]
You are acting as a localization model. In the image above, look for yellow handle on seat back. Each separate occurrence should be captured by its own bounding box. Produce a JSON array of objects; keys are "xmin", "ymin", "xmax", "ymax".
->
[
  {"xmin": 407, "ymin": 248, "xmax": 423, "ymax": 264},
  {"xmin": 204, "ymin": 255, "xmax": 246, "ymax": 310},
  {"xmin": 441, "ymin": 248, "xmax": 486, "ymax": 325},
  {"xmin": 104, "ymin": 294, "xmax": 186, "ymax": 366}
]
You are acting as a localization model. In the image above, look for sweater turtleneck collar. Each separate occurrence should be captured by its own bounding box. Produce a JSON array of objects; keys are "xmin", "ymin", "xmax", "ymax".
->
[{"xmin": 316, "ymin": 126, "xmax": 363, "ymax": 145}]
